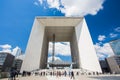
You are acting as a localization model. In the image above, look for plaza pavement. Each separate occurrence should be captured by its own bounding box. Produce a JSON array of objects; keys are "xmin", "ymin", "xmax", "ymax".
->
[{"xmin": 1, "ymin": 74, "xmax": 120, "ymax": 80}]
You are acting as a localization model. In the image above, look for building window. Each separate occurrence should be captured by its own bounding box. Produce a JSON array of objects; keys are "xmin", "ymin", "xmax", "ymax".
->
[{"xmin": 0, "ymin": 58, "xmax": 5, "ymax": 62}]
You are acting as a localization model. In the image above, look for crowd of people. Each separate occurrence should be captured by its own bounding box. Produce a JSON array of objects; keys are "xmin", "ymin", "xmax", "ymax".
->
[
  {"xmin": 8, "ymin": 69, "xmax": 100, "ymax": 80},
  {"xmin": 32, "ymin": 70, "xmax": 75, "ymax": 79}
]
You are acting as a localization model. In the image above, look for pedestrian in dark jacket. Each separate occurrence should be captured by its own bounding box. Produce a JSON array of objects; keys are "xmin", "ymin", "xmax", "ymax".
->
[{"xmin": 71, "ymin": 71, "xmax": 75, "ymax": 79}]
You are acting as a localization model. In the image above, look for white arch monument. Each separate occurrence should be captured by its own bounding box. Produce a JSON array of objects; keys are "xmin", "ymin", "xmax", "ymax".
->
[{"xmin": 21, "ymin": 17, "xmax": 102, "ymax": 72}]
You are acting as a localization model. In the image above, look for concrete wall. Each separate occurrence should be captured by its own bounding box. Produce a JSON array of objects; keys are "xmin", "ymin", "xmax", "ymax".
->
[
  {"xmin": 21, "ymin": 18, "xmax": 45, "ymax": 72},
  {"xmin": 39, "ymin": 32, "xmax": 49, "ymax": 69},
  {"xmin": 106, "ymin": 56, "xmax": 120, "ymax": 73},
  {"xmin": 70, "ymin": 30, "xmax": 80, "ymax": 68},
  {"xmin": 75, "ymin": 18, "xmax": 102, "ymax": 72}
]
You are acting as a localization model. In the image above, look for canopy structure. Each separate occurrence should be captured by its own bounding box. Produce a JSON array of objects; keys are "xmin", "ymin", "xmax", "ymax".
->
[{"xmin": 47, "ymin": 59, "xmax": 75, "ymax": 67}]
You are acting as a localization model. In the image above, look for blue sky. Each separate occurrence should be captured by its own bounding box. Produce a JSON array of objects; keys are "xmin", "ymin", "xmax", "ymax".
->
[{"xmin": 0, "ymin": 0, "xmax": 120, "ymax": 61}]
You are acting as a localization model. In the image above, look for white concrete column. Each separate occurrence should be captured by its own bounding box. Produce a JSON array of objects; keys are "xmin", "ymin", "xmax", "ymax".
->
[
  {"xmin": 75, "ymin": 18, "xmax": 102, "ymax": 72},
  {"xmin": 70, "ymin": 32, "xmax": 80, "ymax": 68},
  {"xmin": 39, "ymin": 32, "xmax": 49, "ymax": 69},
  {"xmin": 21, "ymin": 18, "xmax": 45, "ymax": 72}
]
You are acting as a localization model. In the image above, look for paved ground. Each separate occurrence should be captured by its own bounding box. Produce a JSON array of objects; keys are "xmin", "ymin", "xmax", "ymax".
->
[{"xmin": 1, "ymin": 75, "xmax": 120, "ymax": 80}]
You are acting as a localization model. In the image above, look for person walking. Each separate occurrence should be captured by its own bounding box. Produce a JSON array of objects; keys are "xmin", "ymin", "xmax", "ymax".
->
[
  {"xmin": 9, "ymin": 68, "xmax": 16, "ymax": 80},
  {"xmin": 64, "ymin": 71, "xmax": 67, "ymax": 77},
  {"xmin": 71, "ymin": 71, "xmax": 75, "ymax": 79}
]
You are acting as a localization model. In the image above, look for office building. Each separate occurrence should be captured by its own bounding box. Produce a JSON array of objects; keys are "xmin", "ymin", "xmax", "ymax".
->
[
  {"xmin": 106, "ymin": 55, "xmax": 120, "ymax": 74},
  {"xmin": 0, "ymin": 52, "xmax": 14, "ymax": 72}
]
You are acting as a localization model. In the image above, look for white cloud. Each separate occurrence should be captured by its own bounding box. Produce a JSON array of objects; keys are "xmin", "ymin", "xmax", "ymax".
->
[
  {"xmin": 39, "ymin": 0, "xmax": 43, "ymax": 5},
  {"xmin": 37, "ymin": 0, "xmax": 105, "ymax": 16},
  {"xmin": 97, "ymin": 53, "xmax": 106, "ymax": 60},
  {"xmin": 34, "ymin": 1, "xmax": 39, "ymax": 6},
  {"xmin": 0, "ymin": 49, "xmax": 12, "ymax": 53},
  {"xmin": 48, "ymin": 42, "xmax": 71, "ymax": 56},
  {"xmin": 114, "ymin": 27, "xmax": 120, "ymax": 32},
  {"xmin": 109, "ymin": 33, "xmax": 118, "ymax": 38},
  {"xmin": 48, "ymin": 56, "xmax": 62, "ymax": 62},
  {"xmin": 61, "ymin": 0, "xmax": 104, "ymax": 16},
  {"xmin": 94, "ymin": 42, "xmax": 114, "ymax": 60},
  {"xmin": 47, "ymin": 0, "xmax": 60, "ymax": 9},
  {"xmin": 98, "ymin": 35, "xmax": 106, "ymax": 41},
  {"xmin": 0, "ymin": 44, "xmax": 12, "ymax": 53},
  {"xmin": 0, "ymin": 44, "xmax": 22, "ymax": 57},
  {"xmin": 0, "ymin": 44, "xmax": 12, "ymax": 49}
]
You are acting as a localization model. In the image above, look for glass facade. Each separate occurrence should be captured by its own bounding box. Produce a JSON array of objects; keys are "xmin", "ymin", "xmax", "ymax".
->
[
  {"xmin": 0, "ymin": 54, "xmax": 7, "ymax": 65},
  {"xmin": 110, "ymin": 39, "xmax": 120, "ymax": 55},
  {"xmin": 0, "ymin": 53, "xmax": 15, "ymax": 72}
]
